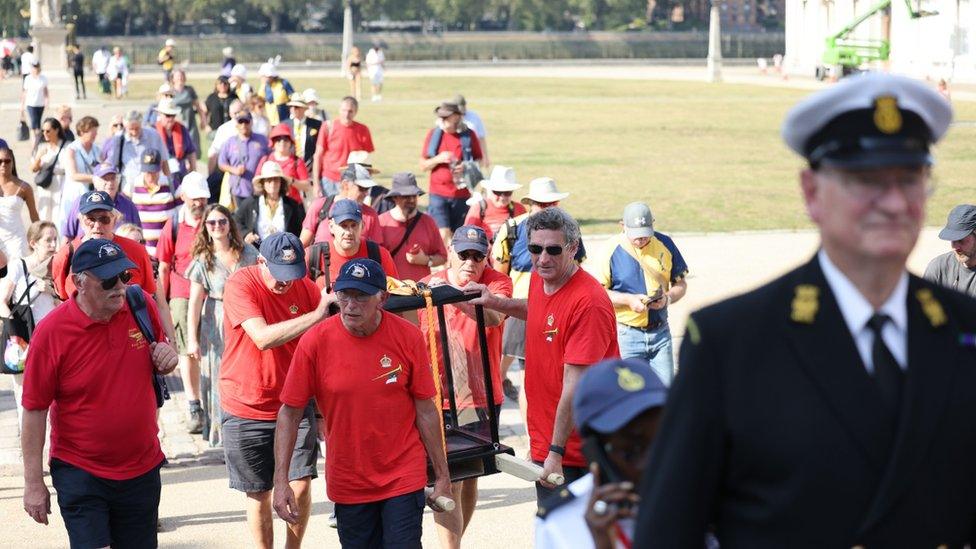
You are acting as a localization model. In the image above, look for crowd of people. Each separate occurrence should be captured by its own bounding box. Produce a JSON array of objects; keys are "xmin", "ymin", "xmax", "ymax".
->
[{"xmin": 6, "ymin": 42, "xmax": 976, "ymax": 549}]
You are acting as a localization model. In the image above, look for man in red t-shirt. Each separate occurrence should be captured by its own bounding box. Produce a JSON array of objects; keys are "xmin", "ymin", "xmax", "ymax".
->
[
  {"xmin": 467, "ymin": 207, "xmax": 619, "ymax": 506},
  {"xmin": 273, "ymin": 258, "xmax": 452, "ymax": 546},
  {"xmin": 21, "ymin": 238, "xmax": 178, "ymax": 547},
  {"xmin": 300, "ymin": 164, "xmax": 382, "ymax": 247},
  {"xmin": 219, "ymin": 232, "xmax": 333, "ymax": 548},
  {"xmin": 464, "ymin": 165, "xmax": 526, "ymax": 242},
  {"xmin": 157, "ymin": 172, "xmax": 209, "ymax": 435},
  {"xmin": 377, "ymin": 172, "xmax": 447, "ymax": 282},
  {"xmin": 311, "ymin": 199, "xmax": 397, "ymax": 290},
  {"xmin": 312, "ymin": 96, "xmax": 374, "ymax": 197},
  {"xmin": 52, "ymin": 190, "xmax": 176, "ymax": 342},
  {"xmin": 419, "ymin": 100, "xmax": 484, "ymax": 246},
  {"xmin": 419, "ymin": 225, "xmax": 512, "ymax": 547}
]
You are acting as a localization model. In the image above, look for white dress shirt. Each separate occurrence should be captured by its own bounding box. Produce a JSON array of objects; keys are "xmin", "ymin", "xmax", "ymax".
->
[{"xmin": 818, "ymin": 250, "xmax": 908, "ymax": 373}]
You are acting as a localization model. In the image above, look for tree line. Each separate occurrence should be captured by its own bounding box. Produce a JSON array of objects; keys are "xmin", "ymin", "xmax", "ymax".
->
[{"xmin": 0, "ymin": 0, "xmax": 781, "ymax": 37}]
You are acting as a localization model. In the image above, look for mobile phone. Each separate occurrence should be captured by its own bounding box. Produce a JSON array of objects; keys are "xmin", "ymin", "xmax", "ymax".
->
[{"xmin": 582, "ymin": 435, "xmax": 624, "ymax": 485}]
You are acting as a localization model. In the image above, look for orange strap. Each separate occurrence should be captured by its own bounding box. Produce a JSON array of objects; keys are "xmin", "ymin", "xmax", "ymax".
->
[{"xmin": 421, "ymin": 288, "xmax": 448, "ymax": 455}]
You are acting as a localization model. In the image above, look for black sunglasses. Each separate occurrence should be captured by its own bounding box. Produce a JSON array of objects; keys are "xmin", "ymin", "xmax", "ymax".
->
[
  {"xmin": 236, "ymin": 118, "xmax": 252, "ymax": 124},
  {"xmin": 492, "ymin": 191, "xmax": 513, "ymax": 197},
  {"xmin": 527, "ymin": 244, "xmax": 564, "ymax": 256},
  {"xmin": 0, "ymin": 158, "xmax": 12, "ymax": 165},
  {"xmin": 100, "ymin": 270, "xmax": 132, "ymax": 290},
  {"xmin": 457, "ymin": 250, "xmax": 486, "ymax": 262},
  {"xmin": 205, "ymin": 218, "xmax": 229, "ymax": 227}
]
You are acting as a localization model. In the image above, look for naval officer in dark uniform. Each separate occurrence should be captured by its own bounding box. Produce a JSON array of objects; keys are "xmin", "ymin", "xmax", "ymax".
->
[{"xmin": 634, "ymin": 73, "xmax": 976, "ymax": 548}]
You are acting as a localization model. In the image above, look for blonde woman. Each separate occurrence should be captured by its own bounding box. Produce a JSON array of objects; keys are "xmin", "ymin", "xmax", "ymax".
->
[
  {"xmin": 345, "ymin": 46, "xmax": 363, "ymax": 101},
  {"xmin": 0, "ymin": 220, "xmax": 59, "ymax": 429}
]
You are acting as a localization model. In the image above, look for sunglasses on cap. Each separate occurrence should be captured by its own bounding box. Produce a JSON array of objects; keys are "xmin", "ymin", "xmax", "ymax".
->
[
  {"xmin": 98, "ymin": 270, "xmax": 132, "ymax": 290},
  {"xmin": 527, "ymin": 244, "xmax": 564, "ymax": 256},
  {"xmin": 457, "ymin": 251, "xmax": 486, "ymax": 262}
]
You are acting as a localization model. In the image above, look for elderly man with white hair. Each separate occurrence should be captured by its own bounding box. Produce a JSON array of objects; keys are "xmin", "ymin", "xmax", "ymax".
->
[{"xmin": 99, "ymin": 109, "xmax": 171, "ymax": 196}]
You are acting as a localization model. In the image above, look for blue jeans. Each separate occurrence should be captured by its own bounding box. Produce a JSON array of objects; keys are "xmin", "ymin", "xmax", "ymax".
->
[
  {"xmin": 617, "ymin": 322, "xmax": 675, "ymax": 386},
  {"xmin": 320, "ymin": 177, "xmax": 340, "ymax": 198}
]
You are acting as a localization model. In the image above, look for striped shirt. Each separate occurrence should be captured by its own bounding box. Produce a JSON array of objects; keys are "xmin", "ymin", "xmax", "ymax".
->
[{"xmin": 131, "ymin": 174, "xmax": 181, "ymax": 256}]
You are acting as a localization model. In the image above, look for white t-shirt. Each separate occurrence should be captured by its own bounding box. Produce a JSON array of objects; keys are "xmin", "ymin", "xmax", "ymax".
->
[
  {"xmin": 19, "ymin": 52, "xmax": 35, "ymax": 75},
  {"xmin": 22, "ymin": 74, "xmax": 47, "ymax": 107},
  {"xmin": 92, "ymin": 49, "xmax": 109, "ymax": 74},
  {"xmin": 464, "ymin": 110, "xmax": 487, "ymax": 139},
  {"xmin": 257, "ymin": 196, "xmax": 286, "ymax": 238},
  {"xmin": 366, "ymin": 48, "xmax": 385, "ymax": 76},
  {"xmin": 5, "ymin": 258, "xmax": 58, "ymax": 325}
]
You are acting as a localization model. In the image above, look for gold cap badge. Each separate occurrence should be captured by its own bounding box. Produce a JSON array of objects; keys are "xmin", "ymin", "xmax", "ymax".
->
[
  {"xmin": 616, "ymin": 367, "xmax": 645, "ymax": 392},
  {"xmin": 873, "ymin": 96, "xmax": 902, "ymax": 135}
]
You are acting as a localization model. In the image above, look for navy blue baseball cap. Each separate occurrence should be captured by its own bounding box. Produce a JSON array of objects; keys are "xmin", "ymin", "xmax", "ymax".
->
[
  {"xmin": 141, "ymin": 149, "xmax": 162, "ymax": 173},
  {"xmin": 329, "ymin": 199, "xmax": 363, "ymax": 224},
  {"xmin": 573, "ymin": 358, "xmax": 668, "ymax": 435},
  {"xmin": 259, "ymin": 232, "xmax": 306, "ymax": 282},
  {"xmin": 78, "ymin": 190, "xmax": 115, "ymax": 215},
  {"xmin": 451, "ymin": 225, "xmax": 489, "ymax": 255},
  {"xmin": 71, "ymin": 238, "xmax": 136, "ymax": 280},
  {"xmin": 334, "ymin": 258, "xmax": 386, "ymax": 295}
]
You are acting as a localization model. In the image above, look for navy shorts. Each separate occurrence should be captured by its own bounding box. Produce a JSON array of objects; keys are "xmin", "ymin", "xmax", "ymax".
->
[
  {"xmin": 26, "ymin": 105, "xmax": 44, "ymax": 130},
  {"xmin": 427, "ymin": 194, "xmax": 469, "ymax": 231},
  {"xmin": 221, "ymin": 404, "xmax": 318, "ymax": 493},
  {"xmin": 50, "ymin": 458, "xmax": 163, "ymax": 549},
  {"xmin": 334, "ymin": 489, "xmax": 425, "ymax": 549}
]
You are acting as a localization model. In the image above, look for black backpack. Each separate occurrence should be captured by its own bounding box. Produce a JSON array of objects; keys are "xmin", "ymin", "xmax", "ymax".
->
[{"xmin": 308, "ymin": 239, "xmax": 382, "ymax": 291}]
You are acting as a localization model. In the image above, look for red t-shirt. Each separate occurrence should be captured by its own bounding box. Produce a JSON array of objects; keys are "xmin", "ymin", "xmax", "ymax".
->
[
  {"xmin": 524, "ymin": 269, "xmax": 619, "ymax": 467},
  {"xmin": 53, "ymin": 234, "xmax": 158, "ymax": 301},
  {"xmin": 220, "ymin": 265, "xmax": 322, "ymax": 420},
  {"xmin": 256, "ymin": 154, "xmax": 308, "ymax": 202},
  {"xmin": 421, "ymin": 128, "xmax": 484, "ymax": 199},
  {"xmin": 419, "ymin": 268, "xmax": 512, "ymax": 408},
  {"xmin": 22, "ymin": 292, "xmax": 166, "ymax": 480},
  {"xmin": 156, "ymin": 215, "xmax": 200, "ymax": 300},
  {"xmin": 302, "ymin": 198, "xmax": 381, "ymax": 245},
  {"xmin": 327, "ymin": 239, "xmax": 398, "ymax": 283},
  {"xmin": 280, "ymin": 311, "xmax": 436, "ymax": 504},
  {"xmin": 463, "ymin": 200, "xmax": 526, "ymax": 242},
  {"xmin": 376, "ymin": 212, "xmax": 447, "ymax": 283},
  {"xmin": 315, "ymin": 121, "xmax": 375, "ymax": 182}
]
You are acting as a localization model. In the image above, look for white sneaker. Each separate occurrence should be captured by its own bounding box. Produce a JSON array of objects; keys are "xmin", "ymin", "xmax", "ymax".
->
[{"xmin": 328, "ymin": 511, "xmax": 338, "ymax": 528}]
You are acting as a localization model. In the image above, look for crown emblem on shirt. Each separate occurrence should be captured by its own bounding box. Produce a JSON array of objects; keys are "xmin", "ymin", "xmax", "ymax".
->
[
  {"xmin": 617, "ymin": 367, "xmax": 645, "ymax": 392},
  {"xmin": 546, "ymin": 314, "xmax": 554, "ymax": 327},
  {"xmin": 351, "ymin": 265, "xmax": 367, "ymax": 278},
  {"xmin": 380, "ymin": 355, "xmax": 392, "ymax": 368},
  {"xmin": 98, "ymin": 244, "xmax": 119, "ymax": 258},
  {"xmin": 790, "ymin": 285, "xmax": 819, "ymax": 324},
  {"xmin": 281, "ymin": 248, "xmax": 297, "ymax": 263},
  {"xmin": 873, "ymin": 96, "xmax": 902, "ymax": 135},
  {"xmin": 289, "ymin": 305, "xmax": 299, "ymax": 314}
]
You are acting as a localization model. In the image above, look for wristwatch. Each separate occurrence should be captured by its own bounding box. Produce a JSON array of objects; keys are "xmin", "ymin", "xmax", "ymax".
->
[{"xmin": 549, "ymin": 444, "xmax": 566, "ymax": 456}]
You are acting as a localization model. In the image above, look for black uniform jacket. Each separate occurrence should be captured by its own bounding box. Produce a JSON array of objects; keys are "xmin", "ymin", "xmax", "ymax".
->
[
  {"xmin": 634, "ymin": 255, "xmax": 976, "ymax": 549},
  {"xmin": 283, "ymin": 117, "xmax": 322, "ymax": 172}
]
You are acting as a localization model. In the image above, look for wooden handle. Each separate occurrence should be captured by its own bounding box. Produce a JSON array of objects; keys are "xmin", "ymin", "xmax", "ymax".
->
[
  {"xmin": 495, "ymin": 453, "xmax": 566, "ymax": 486},
  {"xmin": 424, "ymin": 487, "xmax": 456, "ymax": 512}
]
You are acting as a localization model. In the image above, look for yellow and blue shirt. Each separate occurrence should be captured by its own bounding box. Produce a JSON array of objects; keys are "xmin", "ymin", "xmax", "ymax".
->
[{"xmin": 597, "ymin": 232, "xmax": 688, "ymax": 328}]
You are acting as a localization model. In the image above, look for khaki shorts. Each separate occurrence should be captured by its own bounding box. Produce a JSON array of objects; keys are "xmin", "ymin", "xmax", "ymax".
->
[{"xmin": 169, "ymin": 297, "xmax": 190, "ymax": 355}]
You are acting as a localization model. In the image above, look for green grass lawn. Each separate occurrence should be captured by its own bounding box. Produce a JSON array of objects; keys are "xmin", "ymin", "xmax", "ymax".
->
[{"xmin": 127, "ymin": 75, "xmax": 976, "ymax": 234}]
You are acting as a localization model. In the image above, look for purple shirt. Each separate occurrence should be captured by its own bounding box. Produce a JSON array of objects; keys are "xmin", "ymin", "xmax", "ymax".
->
[
  {"xmin": 217, "ymin": 133, "xmax": 268, "ymax": 199},
  {"xmin": 63, "ymin": 192, "xmax": 142, "ymax": 241}
]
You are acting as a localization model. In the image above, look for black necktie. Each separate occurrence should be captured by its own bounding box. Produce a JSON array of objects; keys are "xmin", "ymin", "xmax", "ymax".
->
[{"xmin": 867, "ymin": 313, "xmax": 904, "ymax": 420}]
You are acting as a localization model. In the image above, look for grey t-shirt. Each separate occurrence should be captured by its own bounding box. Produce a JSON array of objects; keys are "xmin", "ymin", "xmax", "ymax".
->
[{"xmin": 923, "ymin": 251, "xmax": 976, "ymax": 297}]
